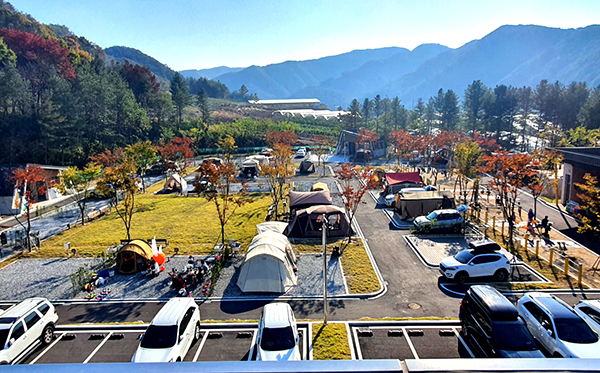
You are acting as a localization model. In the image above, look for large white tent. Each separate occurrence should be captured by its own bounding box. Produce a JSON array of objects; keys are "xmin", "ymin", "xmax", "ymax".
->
[
  {"xmin": 256, "ymin": 222, "xmax": 288, "ymax": 235},
  {"xmin": 237, "ymin": 232, "xmax": 297, "ymax": 293}
]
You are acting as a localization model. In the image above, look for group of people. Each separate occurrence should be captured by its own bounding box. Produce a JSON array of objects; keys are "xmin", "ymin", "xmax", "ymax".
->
[{"xmin": 525, "ymin": 208, "xmax": 551, "ymax": 237}]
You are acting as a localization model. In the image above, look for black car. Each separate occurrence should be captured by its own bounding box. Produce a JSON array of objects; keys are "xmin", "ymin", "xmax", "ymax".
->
[{"xmin": 459, "ymin": 285, "xmax": 544, "ymax": 358}]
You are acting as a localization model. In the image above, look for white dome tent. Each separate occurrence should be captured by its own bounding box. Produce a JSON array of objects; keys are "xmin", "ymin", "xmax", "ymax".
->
[{"xmin": 237, "ymin": 232, "xmax": 297, "ymax": 293}]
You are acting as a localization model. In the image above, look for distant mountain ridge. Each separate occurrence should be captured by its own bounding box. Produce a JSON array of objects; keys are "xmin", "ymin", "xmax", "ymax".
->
[
  {"xmin": 104, "ymin": 46, "xmax": 177, "ymax": 82},
  {"xmin": 180, "ymin": 66, "xmax": 243, "ymax": 80},
  {"xmin": 202, "ymin": 24, "xmax": 600, "ymax": 108}
]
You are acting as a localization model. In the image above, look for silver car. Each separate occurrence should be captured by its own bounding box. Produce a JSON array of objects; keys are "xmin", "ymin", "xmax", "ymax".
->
[{"xmin": 413, "ymin": 205, "xmax": 469, "ymax": 233}]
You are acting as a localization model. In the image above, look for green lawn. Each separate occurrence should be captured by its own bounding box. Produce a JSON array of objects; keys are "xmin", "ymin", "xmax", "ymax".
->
[
  {"xmin": 39, "ymin": 192, "xmax": 271, "ymax": 257},
  {"xmin": 311, "ymin": 323, "xmax": 352, "ymax": 360}
]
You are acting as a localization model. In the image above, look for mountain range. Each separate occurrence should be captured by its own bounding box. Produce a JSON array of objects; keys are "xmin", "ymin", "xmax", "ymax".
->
[{"xmin": 174, "ymin": 24, "xmax": 600, "ymax": 109}]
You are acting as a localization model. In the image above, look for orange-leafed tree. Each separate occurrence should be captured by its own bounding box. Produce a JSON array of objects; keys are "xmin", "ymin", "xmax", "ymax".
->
[
  {"xmin": 575, "ymin": 173, "xmax": 600, "ymax": 236},
  {"xmin": 11, "ymin": 164, "xmax": 47, "ymax": 251},
  {"xmin": 335, "ymin": 163, "xmax": 378, "ymax": 251},
  {"xmin": 261, "ymin": 142, "xmax": 295, "ymax": 219},
  {"xmin": 388, "ymin": 130, "xmax": 414, "ymax": 168},
  {"xmin": 266, "ymin": 130, "xmax": 298, "ymax": 148},
  {"xmin": 157, "ymin": 136, "xmax": 194, "ymax": 171},
  {"xmin": 197, "ymin": 161, "xmax": 253, "ymax": 256},
  {"xmin": 480, "ymin": 151, "xmax": 535, "ymax": 248},
  {"xmin": 90, "ymin": 148, "xmax": 124, "ymax": 168}
]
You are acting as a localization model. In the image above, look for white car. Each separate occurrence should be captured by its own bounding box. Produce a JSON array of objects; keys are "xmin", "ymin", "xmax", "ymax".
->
[
  {"xmin": 574, "ymin": 299, "xmax": 600, "ymax": 335},
  {"xmin": 295, "ymin": 148, "xmax": 306, "ymax": 158},
  {"xmin": 256, "ymin": 303, "xmax": 301, "ymax": 361},
  {"xmin": 413, "ymin": 205, "xmax": 469, "ymax": 233},
  {"xmin": 132, "ymin": 298, "xmax": 201, "ymax": 363},
  {"xmin": 439, "ymin": 243, "xmax": 510, "ymax": 284},
  {"xmin": 0, "ymin": 298, "xmax": 59, "ymax": 365},
  {"xmin": 517, "ymin": 292, "xmax": 600, "ymax": 358}
]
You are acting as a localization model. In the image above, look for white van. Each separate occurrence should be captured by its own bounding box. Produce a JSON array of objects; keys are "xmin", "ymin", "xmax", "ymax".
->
[
  {"xmin": 0, "ymin": 298, "xmax": 59, "ymax": 365},
  {"xmin": 132, "ymin": 298, "xmax": 201, "ymax": 363}
]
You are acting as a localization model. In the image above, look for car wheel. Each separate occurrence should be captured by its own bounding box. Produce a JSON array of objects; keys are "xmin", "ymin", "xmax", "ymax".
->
[
  {"xmin": 494, "ymin": 269, "xmax": 509, "ymax": 282},
  {"xmin": 41, "ymin": 325, "xmax": 54, "ymax": 345},
  {"xmin": 176, "ymin": 357, "xmax": 182, "ymax": 362},
  {"xmin": 194, "ymin": 322, "xmax": 201, "ymax": 342},
  {"xmin": 456, "ymin": 272, "xmax": 468, "ymax": 285},
  {"xmin": 552, "ymin": 352, "xmax": 564, "ymax": 358}
]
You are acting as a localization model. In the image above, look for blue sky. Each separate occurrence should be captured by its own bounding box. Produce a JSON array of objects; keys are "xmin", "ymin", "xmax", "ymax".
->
[{"xmin": 8, "ymin": 0, "xmax": 600, "ymax": 71}]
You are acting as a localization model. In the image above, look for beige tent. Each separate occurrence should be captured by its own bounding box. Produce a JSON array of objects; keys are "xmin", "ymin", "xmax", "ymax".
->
[
  {"xmin": 116, "ymin": 240, "xmax": 154, "ymax": 274},
  {"xmin": 250, "ymin": 231, "xmax": 297, "ymax": 264},
  {"xmin": 237, "ymin": 234, "xmax": 297, "ymax": 293},
  {"xmin": 395, "ymin": 190, "xmax": 455, "ymax": 220},
  {"xmin": 256, "ymin": 222, "xmax": 289, "ymax": 235},
  {"xmin": 164, "ymin": 173, "xmax": 187, "ymax": 192}
]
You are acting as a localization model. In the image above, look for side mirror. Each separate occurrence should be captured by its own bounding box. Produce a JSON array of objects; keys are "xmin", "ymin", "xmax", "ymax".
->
[
  {"xmin": 469, "ymin": 262, "xmax": 475, "ymax": 266},
  {"xmin": 179, "ymin": 335, "xmax": 185, "ymax": 343},
  {"xmin": 546, "ymin": 329, "xmax": 554, "ymax": 338}
]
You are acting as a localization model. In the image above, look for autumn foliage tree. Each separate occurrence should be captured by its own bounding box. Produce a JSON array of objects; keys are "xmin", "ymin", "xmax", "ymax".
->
[
  {"xmin": 196, "ymin": 161, "xmax": 253, "ymax": 254},
  {"xmin": 11, "ymin": 164, "xmax": 47, "ymax": 251},
  {"xmin": 453, "ymin": 140, "xmax": 482, "ymax": 205},
  {"xmin": 55, "ymin": 163, "xmax": 101, "ymax": 226},
  {"xmin": 480, "ymin": 151, "xmax": 535, "ymax": 248},
  {"xmin": 335, "ymin": 163, "xmax": 378, "ymax": 251},
  {"xmin": 388, "ymin": 129, "xmax": 414, "ymax": 168},
  {"xmin": 157, "ymin": 136, "xmax": 194, "ymax": 170},
  {"xmin": 125, "ymin": 141, "xmax": 157, "ymax": 192},
  {"xmin": 89, "ymin": 148, "xmax": 125, "ymax": 168},
  {"xmin": 575, "ymin": 173, "xmax": 600, "ymax": 236}
]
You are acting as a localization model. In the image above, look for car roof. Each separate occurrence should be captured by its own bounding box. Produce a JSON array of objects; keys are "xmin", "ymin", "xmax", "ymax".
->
[
  {"xmin": 533, "ymin": 294, "xmax": 579, "ymax": 320},
  {"xmin": 0, "ymin": 298, "xmax": 48, "ymax": 321},
  {"xmin": 579, "ymin": 299, "xmax": 600, "ymax": 310},
  {"xmin": 469, "ymin": 285, "xmax": 518, "ymax": 321},
  {"xmin": 469, "ymin": 240, "xmax": 501, "ymax": 252},
  {"xmin": 151, "ymin": 298, "xmax": 197, "ymax": 326},
  {"xmin": 430, "ymin": 209, "xmax": 459, "ymax": 214},
  {"xmin": 262, "ymin": 303, "xmax": 293, "ymax": 328}
]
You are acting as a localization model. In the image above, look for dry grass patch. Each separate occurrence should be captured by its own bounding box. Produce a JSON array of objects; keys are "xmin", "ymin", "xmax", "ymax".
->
[
  {"xmin": 38, "ymin": 192, "xmax": 271, "ymax": 257},
  {"xmin": 311, "ymin": 323, "xmax": 351, "ymax": 360}
]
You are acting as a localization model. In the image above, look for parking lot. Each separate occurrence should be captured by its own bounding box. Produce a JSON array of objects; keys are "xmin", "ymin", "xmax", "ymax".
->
[
  {"xmin": 351, "ymin": 322, "xmax": 473, "ymax": 360},
  {"xmin": 16, "ymin": 324, "xmax": 309, "ymax": 365}
]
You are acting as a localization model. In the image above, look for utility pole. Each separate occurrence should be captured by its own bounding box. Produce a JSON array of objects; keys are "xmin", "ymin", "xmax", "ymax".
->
[{"xmin": 322, "ymin": 215, "xmax": 328, "ymax": 325}]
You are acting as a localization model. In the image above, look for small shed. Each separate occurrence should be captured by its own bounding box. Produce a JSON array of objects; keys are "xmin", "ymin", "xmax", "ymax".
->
[
  {"xmin": 285, "ymin": 205, "xmax": 353, "ymax": 238},
  {"xmin": 164, "ymin": 173, "xmax": 188, "ymax": 192},
  {"xmin": 116, "ymin": 239, "xmax": 154, "ymax": 274}
]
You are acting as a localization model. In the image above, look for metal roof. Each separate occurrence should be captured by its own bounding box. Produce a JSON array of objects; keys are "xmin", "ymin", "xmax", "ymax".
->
[{"xmin": 249, "ymin": 99, "xmax": 320, "ymax": 105}]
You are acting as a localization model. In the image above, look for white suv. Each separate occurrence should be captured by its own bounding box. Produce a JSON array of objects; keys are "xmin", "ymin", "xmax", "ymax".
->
[
  {"xmin": 0, "ymin": 298, "xmax": 59, "ymax": 365},
  {"xmin": 256, "ymin": 303, "xmax": 301, "ymax": 361},
  {"xmin": 517, "ymin": 292, "xmax": 600, "ymax": 358},
  {"xmin": 132, "ymin": 298, "xmax": 201, "ymax": 363},
  {"xmin": 413, "ymin": 205, "xmax": 469, "ymax": 233},
  {"xmin": 439, "ymin": 242, "xmax": 510, "ymax": 284}
]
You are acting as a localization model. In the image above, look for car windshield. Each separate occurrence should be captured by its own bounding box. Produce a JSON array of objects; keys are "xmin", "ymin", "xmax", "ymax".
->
[
  {"xmin": 493, "ymin": 322, "xmax": 538, "ymax": 351},
  {"xmin": 140, "ymin": 325, "xmax": 177, "ymax": 349},
  {"xmin": 555, "ymin": 318, "xmax": 598, "ymax": 343},
  {"xmin": 426, "ymin": 212, "xmax": 438, "ymax": 220},
  {"xmin": 0, "ymin": 317, "xmax": 17, "ymax": 324},
  {"xmin": 455, "ymin": 250, "xmax": 475, "ymax": 264},
  {"xmin": 260, "ymin": 326, "xmax": 296, "ymax": 351},
  {"xmin": 0, "ymin": 328, "xmax": 9, "ymax": 349}
]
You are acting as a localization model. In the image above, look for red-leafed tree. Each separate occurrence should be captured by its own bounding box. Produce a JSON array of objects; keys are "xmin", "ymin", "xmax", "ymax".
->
[
  {"xmin": 119, "ymin": 60, "xmax": 160, "ymax": 107},
  {"xmin": 473, "ymin": 132, "xmax": 500, "ymax": 153},
  {"xmin": 90, "ymin": 148, "xmax": 125, "ymax": 168},
  {"xmin": 388, "ymin": 129, "xmax": 414, "ymax": 167},
  {"xmin": 157, "ymin": 137, "xmax": 194, "ymax": 170},
  {"xmin": 335, "ymin": 163, "xmax": 378, "ymax": 251},
  {"xmin": 357, "ymin": 129, "xmax": 379, "ymax": 151},
  {"xmin": 265, "ymin": 130, "xmax": 297, "ymax": 147},
  {"xmin": 11, "ymin": 164, "xmax": 47, "ymax": 251},
  {"xmin": 480, "ymin": 151, "xmax": 535, "ymax": 248}
]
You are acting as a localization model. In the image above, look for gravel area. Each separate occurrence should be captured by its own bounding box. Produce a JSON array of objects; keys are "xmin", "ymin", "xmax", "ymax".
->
[{"xmin": 211, "ymin": 253, "xmax": 346, "ymax": 298}]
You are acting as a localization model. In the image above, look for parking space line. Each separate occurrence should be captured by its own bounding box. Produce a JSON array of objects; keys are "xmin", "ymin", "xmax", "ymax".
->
[
  {"xmin": 301, "ymin": 327, "xmax": 308, "ymax": 360},
  {"xmin": 351, "ymin": 327, "xmax": 363, "ymax": 360},
  {"xmin": 83, "ymin": 332, "xmax": 112, "ymax": 364},
  {"xmin": 345, "ymin": 323, "xmax": 356, "ymax": 360},
  {"xmin": 192, "ymin": 331, "xmax": 209, "ymax": 362},
  {"xmin": 29, "ymin": 332, "xmax": 66, "ymax": 365},
  {"xmin": 247, "ymin": 329, "xmax": 257, "ymax": 361},
  {"xmin": 453, "ymin": 327, "xmax": 475, "ymax": 358},
  {"xmin": 402, "ymin": 328, "xmax": 419, "ymax": 360}
]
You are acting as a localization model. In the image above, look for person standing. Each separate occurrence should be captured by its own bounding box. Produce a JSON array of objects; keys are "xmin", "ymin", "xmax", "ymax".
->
[{"xmin": 528, "ymin": 208, "xmax": 535, "ymax": 223}]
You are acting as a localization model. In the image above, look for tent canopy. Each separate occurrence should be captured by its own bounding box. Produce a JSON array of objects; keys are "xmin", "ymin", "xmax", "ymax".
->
[
  {"xmin": 116, "ymin": 239, "xmax": 153, "ymax": 274},
  {"xmin": 237, "ymin": 233, "xmax": 297, "ymax": 293},
  {"xmin": 285, "ymin": 204, "xmax": 353, "ymax": 238},
  {"xmin": 256, "ymin": 222, "xmax": 289, "ymax": 234},
  {"xmin": 164, "ymin": 173, "xmax": 187, "ymax": 192},
  {"xmin": 250, "ymin": 231, "xmax": 297, "ymax": 263},
  {"xmin": 242, "ymin": 159, "xmax": 260, "ymax": 168},
  {"xmin": 385, "ymin": 172, "xmax": 422, "ymax": 186},
  {"xmin": 311, "ymin": 182, "xmax": 329, "ymax": 192},
  {"xmin": 299, "ymin": 159, "xmax": 315, "ymax": 173},
  {"xmin": 395, "ymin": 190, "xmax": 455, "ymax": 219},
  {"xmin": 289, "ymin": 190, "xmax": 332, "ymax": 210},
  {"xmin": 246, "ymin": 155, "xmax": 270, "ymax": 166}
]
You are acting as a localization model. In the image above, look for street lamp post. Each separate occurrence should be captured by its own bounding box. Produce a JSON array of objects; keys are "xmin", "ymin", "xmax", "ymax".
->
[{"xmin": 322, "ymin": 214, "xmax": 328, "ymax": 324}]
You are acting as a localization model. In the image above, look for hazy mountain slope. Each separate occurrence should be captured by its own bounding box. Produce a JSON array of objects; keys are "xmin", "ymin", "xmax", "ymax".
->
[
  {"xmin": 214, "ymin": 47, "xmax": 405, "ymax": 99},
  {"xmin": 180, "ymin": 66, "xmax": 243, "ymax": 80},
  {"xmin": 378, "ymin": 25, "xmax": 600, "ymax": 104},
  {"xmin": 104, "ymin": 46, "xmax": 176, "ymax": 81},
  {"xmin": 292, "ymin": 44, "xmax": 451, "ymax": 108}
]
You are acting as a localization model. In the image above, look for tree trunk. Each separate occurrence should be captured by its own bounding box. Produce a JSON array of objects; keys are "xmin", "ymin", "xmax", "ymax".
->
[{"xmin": 79, "ymin": 203, "xmax": 86, "ymax": 226}]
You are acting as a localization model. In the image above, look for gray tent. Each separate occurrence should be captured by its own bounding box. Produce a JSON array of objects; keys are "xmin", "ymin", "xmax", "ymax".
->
[
  {"xmin": 299, "ymin": 159, "xmax": 315, "ymax": 173},
  {"xmin": 285, "ymin": 205, "xmax": 353, "ymax": 238},
  {"xmin": 163, "ymin": 173, "xmax": 187, "ymax": 193},
  {"xmin": 395, "ymin": 190, "xmax": 455, "ymax": 220},
  {"xmin": 289, "ymin": 190, "xmax": 331, "ymax": 211}
]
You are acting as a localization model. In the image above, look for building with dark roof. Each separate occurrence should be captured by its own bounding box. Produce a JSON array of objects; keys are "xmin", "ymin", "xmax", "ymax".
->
[{"xmin": 556, "ymin": 147, "xmax": 600, "ymax": 205}]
